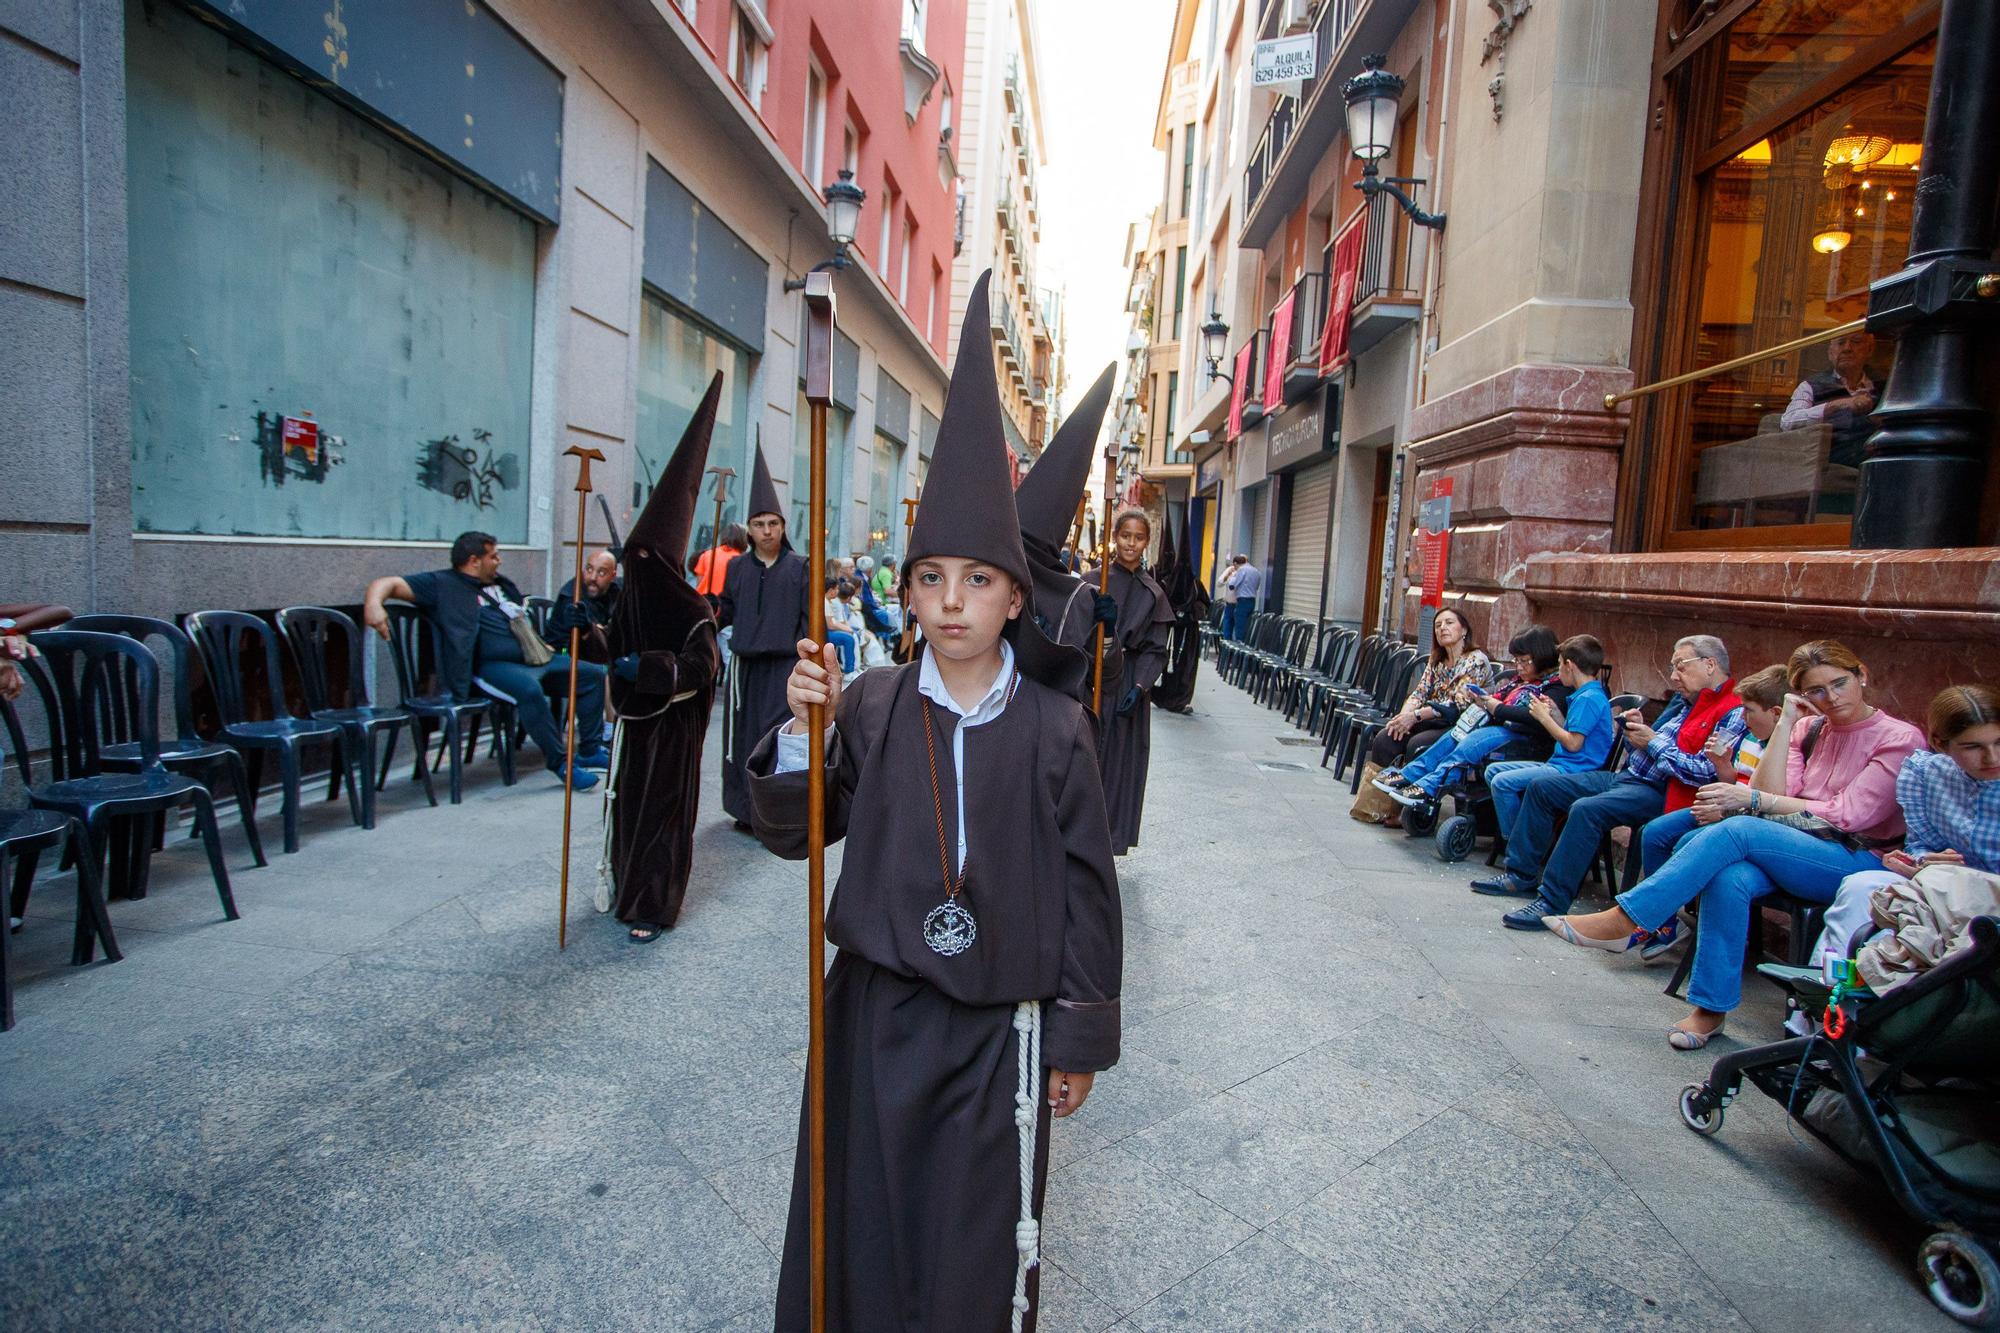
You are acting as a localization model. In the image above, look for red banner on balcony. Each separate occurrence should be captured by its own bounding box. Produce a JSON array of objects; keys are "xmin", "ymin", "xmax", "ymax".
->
[
  {"xmin": 1226, "ymin": 341, "xmax": 1255, "ymax": 438},
  {"xmin": 1264, "ymin": 290, "xmax": 1295, "ymax": 409},
  {"xmin": 1318, "ymin": 215, "xmax": 1368, "ymax": 374}
]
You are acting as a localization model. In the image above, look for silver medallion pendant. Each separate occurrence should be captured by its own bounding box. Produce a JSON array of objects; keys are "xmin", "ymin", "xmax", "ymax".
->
[{"xmin": 923, "ymin": 900, "xmax": 977, "ymax": 956}]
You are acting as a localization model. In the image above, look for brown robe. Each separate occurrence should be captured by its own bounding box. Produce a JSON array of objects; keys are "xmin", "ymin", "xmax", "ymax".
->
[
  {"xmin": 747, "ymin": 663, "xmax": 1122, "ymax": 1332},
  {"xmin": 605, "ymin": 616, "xmax": 718, "ymax": 928},
  {"xmin": 1083, "ymin": 563, "xmax": 1174, "ymax": 854},
  {"xmin": 718, "ymin": 544, "xmax": 810, "ymax": 824}
]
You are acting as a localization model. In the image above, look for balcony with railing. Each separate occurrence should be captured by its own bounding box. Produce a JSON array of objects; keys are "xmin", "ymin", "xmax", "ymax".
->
[
  {"xmin": 1240, "ymin": 0, "xmax": 1417, "ymax": 247},
  {"xmin": 1347, "ymin": 188, "xmax": 1421, "ymax": 356},
  {"xmin": 1272, "ymin": 270, "xmax": 1329, "ymax": 405}
]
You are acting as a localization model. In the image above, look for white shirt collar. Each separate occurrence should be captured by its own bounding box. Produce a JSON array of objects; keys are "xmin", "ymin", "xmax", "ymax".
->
[{"xmin": 917, "ymin": 638, "xmax": 1016, "ymax": 723}]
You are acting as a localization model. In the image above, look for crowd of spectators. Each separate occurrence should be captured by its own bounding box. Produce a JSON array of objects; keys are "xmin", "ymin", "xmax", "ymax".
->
[{"xmin": 1353, "ymin": 618, "xmax": 1998, "ymax": 1050}]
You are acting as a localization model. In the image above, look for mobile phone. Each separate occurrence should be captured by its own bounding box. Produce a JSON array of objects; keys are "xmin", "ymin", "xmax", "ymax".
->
[{"xmin": 1464, "ymin": 683, "xmax": 1486, "ymax": 697}]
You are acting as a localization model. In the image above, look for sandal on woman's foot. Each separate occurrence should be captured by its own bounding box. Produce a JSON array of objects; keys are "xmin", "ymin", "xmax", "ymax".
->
[
  {"xmin": 627, "ymin": 924, "xmax": 666, "ymax": 944},
  {"xmin": 1544, "ymin": 916, "xmax": 1643, "ymax": 953},
  {"xmin": 1669, "ymin": 1020, "xmax": 1723, "ymax": 1050}
]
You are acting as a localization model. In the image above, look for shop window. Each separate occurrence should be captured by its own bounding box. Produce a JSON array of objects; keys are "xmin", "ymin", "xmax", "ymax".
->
[
  {"xmin": 868, "ymin": 435, "xmax": 905, "ymax": 559},
  {"xmin": 1642, "ymin": 2, "xmax": 1936, "ymax": 547},
  {"xmin": 792, "ymin": 390, "xmax": 852, "ymax": 560},
  {"xmin": 125, "ymin": 1, "xmax": 536, "ymax": 543},
  {"xmin": 636, "ymin": 293, "xmax": 753, "ymax": 554}
]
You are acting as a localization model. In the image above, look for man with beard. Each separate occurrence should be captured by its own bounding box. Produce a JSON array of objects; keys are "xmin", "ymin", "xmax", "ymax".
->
[
  {"xmin": 597, "ymin": 377, "xmax": 726, "ymax": 941},
  {"xmin": 718, "ymin": 446, "xmax": 810, "ymax": 828}
]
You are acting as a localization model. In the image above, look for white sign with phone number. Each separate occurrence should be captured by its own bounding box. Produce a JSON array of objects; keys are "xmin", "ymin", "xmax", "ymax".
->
[{"xmin": 1252, "ymin": 35, "xmax": 1317, "ymax": 88}]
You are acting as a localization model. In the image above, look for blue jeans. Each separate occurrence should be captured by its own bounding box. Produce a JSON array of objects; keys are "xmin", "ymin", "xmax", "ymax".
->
[
  {"xmin": 827, "ymin": 630, "xmax": 858, "ymax": 673},
  {"xmin": 1229, "ymin": 599, "xmax": 1257, "ymax": 641},
  {"xmin": 1639, "ymin": 808, "xmax": 1704, "ymax": 880},
  {"xmin": 1398, "ymin": 725, "xmax": 1519, "ymax": 794},
  {"xmin": 1617, "ymin": 818, "xmax": 1883, "ymax": 1013},
  {"xmin": 1502, "ymin": 771, "xmax": 1665, "ymax": 910},
  {"xmin": 475, "ymin": 655, "xmax": 606, "ymax": 768},
  {"xmin": 1486, "ymin": 759, "xmax": 1557, "ymax": 836}
]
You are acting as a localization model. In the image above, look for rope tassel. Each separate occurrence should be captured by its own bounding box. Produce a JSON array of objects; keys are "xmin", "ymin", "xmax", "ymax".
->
[{"xmin": 1011, "ymin": 1000, "xmax": 1041, "ymax": 1331}]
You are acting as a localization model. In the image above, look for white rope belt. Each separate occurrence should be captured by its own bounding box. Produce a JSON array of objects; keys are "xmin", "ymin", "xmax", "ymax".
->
[
  {"xmin": 594, "ymin": 715, "xmax": 625, "ymax": 913},
  {"xmin": 1010, "ymin": 1000, "xmax": 1042, "ymax": 1331}
]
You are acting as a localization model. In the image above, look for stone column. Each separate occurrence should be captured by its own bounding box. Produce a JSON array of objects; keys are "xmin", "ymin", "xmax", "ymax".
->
[{"xmin": 1852, "ymin": 0, "xmax": 2000, "ymax": 549}]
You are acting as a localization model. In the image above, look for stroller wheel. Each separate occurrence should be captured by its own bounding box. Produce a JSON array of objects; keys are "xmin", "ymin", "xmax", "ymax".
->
[
  {"xmin": 1920, "ymin": 1231, "xmax": 2000, "ymax": 1327},
  {"xmin": 1435, "ymin": 814, "xmax": 1477, "ymax": 863},
  {"xmin": 1678, "ymin": 1084, "xmax": 1723, "ymax": 1136}
]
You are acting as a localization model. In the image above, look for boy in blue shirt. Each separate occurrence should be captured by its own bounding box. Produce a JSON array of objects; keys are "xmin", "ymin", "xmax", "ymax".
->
[{"xmin": 1478, "ymin": 635, "xmax": 1615, "ymax": 818}]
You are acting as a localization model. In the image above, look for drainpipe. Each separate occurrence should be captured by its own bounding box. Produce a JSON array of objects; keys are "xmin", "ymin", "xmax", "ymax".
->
[{"xmin": 1851, "ymin": 0, "xmax": 2000, "ymax": 548}]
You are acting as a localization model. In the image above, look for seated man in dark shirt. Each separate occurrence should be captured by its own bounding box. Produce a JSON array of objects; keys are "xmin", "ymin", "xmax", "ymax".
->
[
  {"xmin": 556, "ymin": 549, "xmax": 621, "ymax": 632},
  {"xmin": 363, "ymin": 530, "xmax": 609, "ymax": 790}
]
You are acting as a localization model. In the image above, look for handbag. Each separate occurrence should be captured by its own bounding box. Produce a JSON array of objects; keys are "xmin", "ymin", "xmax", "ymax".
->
[{"xmin": 485, "ymin": 586, "xmax": 554, "ymax": 666}]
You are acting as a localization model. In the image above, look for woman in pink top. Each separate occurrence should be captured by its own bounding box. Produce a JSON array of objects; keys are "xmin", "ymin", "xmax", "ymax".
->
[{"xmin": 1542, "ymin": 640, "xmax": 1923, "ymax": 1048}]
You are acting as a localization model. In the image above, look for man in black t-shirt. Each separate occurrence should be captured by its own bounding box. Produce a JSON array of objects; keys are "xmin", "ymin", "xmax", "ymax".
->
[{"xmin": 364, "ymin": 531, "xmax": 608, "ymax": 790}]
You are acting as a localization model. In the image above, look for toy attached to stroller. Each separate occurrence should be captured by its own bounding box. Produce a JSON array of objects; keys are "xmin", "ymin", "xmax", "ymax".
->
[{"xmin": 1677, "ymin": 916, "xmax": 2000, "ymax": 1325}]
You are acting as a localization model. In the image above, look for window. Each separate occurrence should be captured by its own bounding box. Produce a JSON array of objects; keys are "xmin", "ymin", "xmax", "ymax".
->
[
  {"xmin": 1180, "ymin": 121, "xmax": 1195, "ymax": 218},
  {"xmin": 1166, "ymin": 371, "xmax": 1180, "ymax": 457},
  {"xmin": 903, "ymin": 0, "xmax": 927, "ymax": 53},
  {"xmin": 792, "ymin": 389, "xmax": 852, "ymax": 560},
  {"xmin": 1636, "ymin": 0, "xmax": 1936, "ymax": 548},
  {"xmin": 729, "ymin": 8, "xmax": 766, "ymax": 108},
  {"xmin": 898, "ymin": 214, "xmax": 914, "ymax": 304},
  {"xmin": 637, "ymin": 293, "xmax": 753, "ymax": 547},
  {"xmin": 878, "ymin": 178, "xmax": 898, "ymax": 271},
  {"xmin": 1173, "ymin": 246, "xmax": 1188, "ymax": 340},
  {"xmin": 868, "ymin": 435, "xmax": 906, "ymax": 559},
  {"xmin": 843, "ymin": 120, "xmax": 860, "ymax": 178},
  {"xmin": 930, "ymin": 260, "xmax": 944, "ymax": 344},
  {"xmin": 940, "ymin": 76, "xmax": 954, "ymax": 140},
  {"xmin": 804, "ymin": 62, "xmax": 828, "ymax": 183}
]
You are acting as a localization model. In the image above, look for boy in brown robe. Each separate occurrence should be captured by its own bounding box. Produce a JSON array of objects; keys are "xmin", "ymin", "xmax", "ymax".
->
[
  {"xmin": 1083, "ymin": 508, "xmax": 1175, "ymax": 853},
  {"xmin": 748, "ymin": 274, "xmax": 1121, "ymax": 1332}
]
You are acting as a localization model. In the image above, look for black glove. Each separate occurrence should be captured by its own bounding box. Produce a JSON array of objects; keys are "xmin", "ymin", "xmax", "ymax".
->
[
  {"xmin": 1116, "ymin": 686, "xmax": 1141, "ymax": 716},
  {"xmin": 549, "ymin": 599, "xmax": 592, "ymax": 634},
  {"xmin": 1094, "ymin": 594, "xmax": 1119, "ymax": 627},
  {"xmin": 612, "ymin": 653, "xmax": 640, "ymax": 683}
]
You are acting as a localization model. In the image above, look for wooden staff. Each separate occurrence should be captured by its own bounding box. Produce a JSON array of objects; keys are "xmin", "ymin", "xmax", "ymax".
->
[
  {"xmin": 1093, "ymin": 447, "xmax": 1116, "ymax": 715},
  {"xmin": 1067, "ymin": 494, "xmax": 1090, "ymax": 562},
  {"xmin": 558, "ymin": 444, "xmax": 605, "ymax": 951},
  {"xmin": 703, "ymin": 466, "xmax": 736, "ymax": 602},
  {"xmin": 801, "ymin": 270, "xmax": 836, "ymax": 1333},
  {"xmin": 897, "ymin": 494, "xmax": 921, "ymax": 659}
]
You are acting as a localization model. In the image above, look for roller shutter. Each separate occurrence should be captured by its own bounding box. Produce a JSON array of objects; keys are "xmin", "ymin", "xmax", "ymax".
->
[{"xmin": 1282, "ymin": 461, "xmax": 1334, "ymax": 621}]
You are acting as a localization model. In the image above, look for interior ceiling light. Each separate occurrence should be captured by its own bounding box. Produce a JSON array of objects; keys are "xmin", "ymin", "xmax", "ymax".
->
[
  {"xmin": 1825, "ymin": 133, "xmax": 1894, "ymax": 170},
  {"xmin": 1814, "ymin": 228, "xmax": 1852, "ymax": 254}
]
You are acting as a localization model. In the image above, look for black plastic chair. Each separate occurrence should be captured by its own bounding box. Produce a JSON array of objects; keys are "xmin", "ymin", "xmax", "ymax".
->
[
  {"xmin": 185, "ymin": 612, "xmax": 348, "ymax": 855},
  {"xmin": 20, "ymin": 631, "xmax": 236, "ymax": 964},
  {"xmin": 68, "ymin": 614, "xmax": 268, "ymax": 870},
  {"xmin": 382, "ymin": 603, "xmax": 498, "ymax": 804},
  {"xmin": 278, "ymin": 606, "xmax": 430, "ymax": 829},
  {"xmin": 2, "ymin": 700, "xmax": 111, "ymax": 1030}
]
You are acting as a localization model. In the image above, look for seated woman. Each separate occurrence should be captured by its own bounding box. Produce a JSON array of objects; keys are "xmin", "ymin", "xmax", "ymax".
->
[
  {"xmin": 1542, "ymin": 640, "xmax": 1924, "ymax": 1050},
  {"xmin": 1366, "ymin": 607, "xmax": 1491, "ymax": 775},
  {"xmin": 1375, "ymin": 625, "xmax": 1565, "ymax": 803},
  {"xmin": 1635, "ymin": 663, "xmax": 1791, "ymax": 881},
  {"xmin": 1812, "ymin": 684, "xmax": 2000, "ymax": 966}
]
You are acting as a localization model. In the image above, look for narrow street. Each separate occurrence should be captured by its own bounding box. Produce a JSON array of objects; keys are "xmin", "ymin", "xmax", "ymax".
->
[{"xmin": 0, "ymin": 671, "xmax": 1951, "ymax": 1331}]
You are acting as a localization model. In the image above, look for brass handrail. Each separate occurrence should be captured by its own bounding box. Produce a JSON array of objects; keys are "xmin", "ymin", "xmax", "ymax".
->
[{"xmin": 1603, "ymin": 317, "xmax": 1867, "ymax": 410}]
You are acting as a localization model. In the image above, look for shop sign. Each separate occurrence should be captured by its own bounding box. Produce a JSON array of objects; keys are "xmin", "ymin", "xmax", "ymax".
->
[
  {"xmin": 1197, "ymin": 455, "xmax": 1223, "ymax": 493},
  {"xmin": 1252, "ymin": 34, "xmax": 1317, "ymax": 90},
  {"xmin": 1266, "ymin": 388, "xmax": 1335, "ymax": 472}
]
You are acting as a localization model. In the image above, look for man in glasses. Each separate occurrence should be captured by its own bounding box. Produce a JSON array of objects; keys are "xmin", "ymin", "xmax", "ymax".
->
[{"xmin": 1473, "ymin": 635, "xmax": 1746, "ymax": 933}]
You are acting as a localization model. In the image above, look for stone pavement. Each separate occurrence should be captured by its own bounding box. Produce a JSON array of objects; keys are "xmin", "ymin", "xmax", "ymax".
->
[{"xmin": 0, "ymin": 670, "xmax": 1953, "ymax": 1331}]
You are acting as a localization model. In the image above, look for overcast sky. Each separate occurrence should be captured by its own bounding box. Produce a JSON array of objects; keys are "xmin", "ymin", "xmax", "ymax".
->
[{"xmin": 1036, "ymin": 0, "xmax": 1170, "ymax": 443}]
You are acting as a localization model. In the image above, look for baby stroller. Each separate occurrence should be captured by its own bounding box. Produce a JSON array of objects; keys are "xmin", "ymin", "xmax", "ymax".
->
[{"xmin": 1676, "ymin": 916, "xmax": 2000, "ymax": 1325}]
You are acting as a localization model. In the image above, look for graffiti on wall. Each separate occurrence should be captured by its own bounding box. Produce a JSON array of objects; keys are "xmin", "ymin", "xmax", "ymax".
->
[
  {"xmin": 242, "ymin": 410, "xmax": 346, "ymax": 486},
  {"xmin": 416, "ymin": 429, "xmax": 521, "ymax": 510}
]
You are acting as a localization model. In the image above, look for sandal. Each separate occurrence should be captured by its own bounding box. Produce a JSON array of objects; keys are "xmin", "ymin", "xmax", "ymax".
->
[
  {"xmin": 1669, "ymin": 1020, "xmax": 1723, "ymax": 1050},
  {"xmin": 627, "ymin": 924, "xmax": 667, "ymax": 944}
]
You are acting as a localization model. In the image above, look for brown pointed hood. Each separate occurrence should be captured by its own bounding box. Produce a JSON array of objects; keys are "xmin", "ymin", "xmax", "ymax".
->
[
  {"xmin": 1014, "ymin": 363, "xmax": 1115, "ymax": 548},
  {"xmin": 608, "ymin": 372, "xmax": 722, "ymax": 678},
  {"xmin": 905, "ymin": 272, "xmax": 1031, "ymax": 590},
  {"xmin": 905, "ymin": 271, "xmax": 1085, "ymax": 699}
]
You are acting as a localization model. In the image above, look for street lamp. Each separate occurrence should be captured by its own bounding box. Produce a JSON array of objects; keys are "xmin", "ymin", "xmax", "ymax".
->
[
  {"xmin": 785, "ymin": 169, "xmax": 868, "ymax": 291},
  {"xmin": 1200, "ymin": 311, "xmax": 1232, "ymax": 382},
  {"xmin": 1342, "ymin": 55, "xmax": 1445, "ymax": 231}
]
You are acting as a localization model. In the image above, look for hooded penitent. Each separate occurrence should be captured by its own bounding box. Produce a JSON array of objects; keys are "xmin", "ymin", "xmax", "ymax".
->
[
  {"xmin": 718, "ymin": 437, "xmax": 813, "ymax": 824},
  {"xmin": 600, "ymin": 373, "xmax": 725, "ymax": 931},
  {"xmin": 906, "ymin": 271, "xmax": 1087, "ymax": 698},
  {"xmin": 1151, "ymin": 500, "xmax": 1210, "ymax": 715},
  {"xmin": 1006, "ymin": 362, "xmax": 1117, "ymax": 704}
]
